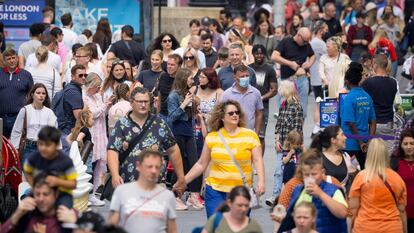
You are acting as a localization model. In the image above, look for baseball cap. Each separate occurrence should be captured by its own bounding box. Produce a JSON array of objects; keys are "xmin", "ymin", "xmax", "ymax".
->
[{"xmin": 365, "ymin": 2, "xmax": 377, "ymax": 13}]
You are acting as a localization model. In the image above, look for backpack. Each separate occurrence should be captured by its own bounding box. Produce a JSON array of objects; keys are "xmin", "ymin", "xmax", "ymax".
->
[
  {"xmin": 51, "ymin": 88, "xmax": 68, "ymax": 130},
  {"xmin": 192, "ymin": 212, "xmax": 223, "ymax": 233}
]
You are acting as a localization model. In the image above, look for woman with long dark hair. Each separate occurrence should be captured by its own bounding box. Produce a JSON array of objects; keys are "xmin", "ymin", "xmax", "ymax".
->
[
  {"xmin": 168, "ymin": 68, "xmax": 204, "ymax": 210},
  {"xmin": 250, "ymin": 18, "xmax": 278, "ymax": 61},
  {"xmin": 101, "ymin": 60, "xmax": 132, "ymax": 100},
  {"xmin": 391, "ymin": 128, "xmax": 414, "ymax": 232},
  {"xmin": 149, "ymin": 32, "xmax": 180, "ymax": 70},
  {"xmin": 93, "ymin": 18, "xmax": 112, "ymax": 54},
  {"xmin": 10, "ymin": 83, "xmax": 57, "ymax": 164}
]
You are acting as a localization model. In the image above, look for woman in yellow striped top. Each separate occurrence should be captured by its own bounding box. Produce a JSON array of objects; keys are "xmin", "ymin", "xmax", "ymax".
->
[{"xmin": 183, "ymin": 100, "xmax": 265, "ymax": 218}]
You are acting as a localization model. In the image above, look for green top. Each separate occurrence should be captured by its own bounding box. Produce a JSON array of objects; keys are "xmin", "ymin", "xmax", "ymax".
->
[{"xmin": 204, "ymin": 213, "xmax": 263, "ymax": 233}]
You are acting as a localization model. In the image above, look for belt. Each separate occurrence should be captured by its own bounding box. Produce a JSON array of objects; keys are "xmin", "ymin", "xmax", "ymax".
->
[{"xmin": 26, "ymin": 140, "xmax": 37, "ymax": 146}]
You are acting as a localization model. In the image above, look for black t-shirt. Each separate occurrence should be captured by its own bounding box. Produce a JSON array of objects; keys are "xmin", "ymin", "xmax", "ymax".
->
[
  {"xmin": 204, "ymin": 50, "xmax": 218, "ymax": 68},
  {"xmin": 80, "ymin": 127, "xmax": 91, "ymax": 143},
  {"xmin": 275, "ymin": 37, "xmax": 314, "ymax": 79},
  {"xmin": 158, "ymin": 73, "xmax": 175, "ymax": 116},
  {"xmin": 248, "ymin": 63, "xmax": 277, "ymax": 105},
  {"xmin": 322, "ymin": 17, "xmax": 342, "ymax": 40},
  {"xmin": 108, "ymin": 39, "xmax": 145, "ymax": 67},
  {"xmin": 137, "ymin": 69, "xmax": 163, "ymax": 92},
  {"xmin": 322, "ymin": 153, "xmax": 348, "ymax": 184},
  {"xmin": 362, "ymin": 76, "xmax": 397, "ymax": 123}
]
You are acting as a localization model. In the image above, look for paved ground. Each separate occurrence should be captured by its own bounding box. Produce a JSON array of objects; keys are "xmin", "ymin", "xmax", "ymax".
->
[{"xmin": 93, "ymin": 68, "xmax": 410, "ymax": 232}]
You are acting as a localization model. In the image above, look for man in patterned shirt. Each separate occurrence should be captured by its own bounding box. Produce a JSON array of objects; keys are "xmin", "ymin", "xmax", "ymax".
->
[{"xmin": 107, "ymin": 87, "xmax": 185, "ymax": 194}]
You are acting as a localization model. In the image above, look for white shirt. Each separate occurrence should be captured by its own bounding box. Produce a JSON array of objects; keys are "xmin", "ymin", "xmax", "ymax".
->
[
  {"xmin": 173, "ymin": 47, "xmax": 206, "ymax": 68},
  {"xmin": 10, "ymin": 105, "xmax": 57, "ymax": 149},
  {"xmin": 25, "ymin": 51, "xmax": 62, "ymax": 72},
  {"xmin": 27, "ymin": 65, "xmax": 62, "ymax": 99},
  {"xmin": 62, "ymin": 27, "xmax": 78, "ymax": 53}
]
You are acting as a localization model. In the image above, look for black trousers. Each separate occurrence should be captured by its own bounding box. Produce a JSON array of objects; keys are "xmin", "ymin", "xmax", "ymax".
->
[{"xmin": 174, "ymin": 135, "xmax": 202, "ymax": 192}]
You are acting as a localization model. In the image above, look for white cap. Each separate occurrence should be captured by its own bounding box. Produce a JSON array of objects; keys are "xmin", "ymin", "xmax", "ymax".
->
[{"xmin": 365, "ymin": 2, "xmax": 377, "ymax": 12}]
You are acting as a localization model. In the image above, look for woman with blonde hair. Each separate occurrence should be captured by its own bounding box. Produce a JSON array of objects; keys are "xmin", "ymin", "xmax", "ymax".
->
[
  {"xmin": 182, "ymin": 48, "xmax": 201, "ymax": 84},
  {"xmin": 368, "ymin": 28, "xmax": 398, "ymax": 77},
  {"xmin": 83, "ymin": 72, "xmax": 112, "ymax": 206},
  {"xmin": 137, "ymin": 49, "xmax": 164, "ymax": 91},
  {"xmin": 270, "ymin": 80, "xmax": 304, "ymax": 204},
  {"xmin": 184, "ymin": 100, "xmax": 265, "ymax": 218},
  {"xmin": 26, "ymin": 46, "xmax": 62, "ymax": 99},
  {"xmin": 349, "ymin": 138, "xmax": 408, "ymax": 233},
  {"xmin": 319, "ymin": 36, "xmax": 351, "ymax": 98}
]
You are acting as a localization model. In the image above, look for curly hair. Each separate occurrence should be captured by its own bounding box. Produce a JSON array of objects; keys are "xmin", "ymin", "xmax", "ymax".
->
[
  {"xmin": 149, "ymin": 32, "xmax": 179, "ymax": 53},
  {"xmin": 208, "ymin": 100, "xmax": 246, "ymax": 132}
]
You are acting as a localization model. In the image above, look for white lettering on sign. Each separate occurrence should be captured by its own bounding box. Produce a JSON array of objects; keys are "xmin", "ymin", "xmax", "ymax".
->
[{"xmin": 3, "ymin": 5, "xmax": 40, "ymax": 12}]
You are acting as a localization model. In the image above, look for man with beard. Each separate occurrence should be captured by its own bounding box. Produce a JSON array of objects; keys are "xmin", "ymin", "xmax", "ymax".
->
[
  {"xmin": 249, "ymin": 44, "xmax": 277, "ymax": 151},
  {"xmin": 201, "ymin": 34, "xmax": 218, "ymax": 68}
]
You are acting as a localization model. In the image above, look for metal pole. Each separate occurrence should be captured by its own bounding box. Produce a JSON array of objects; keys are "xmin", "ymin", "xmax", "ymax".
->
[
  {"xmin": 158, "ymin": 0, "xmax": 162, "ymax": 35},
  {"xmin": 274, "ymin": 0, "xmax": 286, "ymax": 26}
]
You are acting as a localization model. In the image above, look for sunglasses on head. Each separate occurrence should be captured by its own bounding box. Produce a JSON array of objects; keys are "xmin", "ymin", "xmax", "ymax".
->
[
  {"xmin": 226, "ymin": 110, "xmax": 240, "ymax": 116},
  {"xmin": 162, "ymin": 39, "xmax": 172, "ymax": 43},
  {"xmin": 113, "ymin": 60, "xmax": 124, "ymax": 65},
  {"xmin": 184, "ymin": 56, "xmax": 195, "ymax": 60}
]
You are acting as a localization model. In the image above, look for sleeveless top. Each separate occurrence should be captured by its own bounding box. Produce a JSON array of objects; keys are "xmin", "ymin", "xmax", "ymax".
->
[
  {"xmin": 200, "ymin": 91, "xmax": 218, "ymax": 119},
  {"xmin": 322, "ymin": 153, "xmax": 348, "ymax": 185}
]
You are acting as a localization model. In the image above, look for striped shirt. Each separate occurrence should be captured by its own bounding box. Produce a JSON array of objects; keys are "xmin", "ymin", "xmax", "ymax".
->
[
  {"xmin": 205, "ymin": 127, "xmax": 260, "ymax": 193},
  {"xmin": 0, "ymin": 68, "xmax": 33, "ymax": 115}
]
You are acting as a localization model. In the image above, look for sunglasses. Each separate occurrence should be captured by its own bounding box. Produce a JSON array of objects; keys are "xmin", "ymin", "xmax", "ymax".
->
[
  {"xmin": 226, "ymin": 110, "xmax": 240, "ymax": 116},
  {"xmin": 184, "ymin": 56, "xmax": 195, "ymax": 60},
  {"xmin": 162, "ymin": 39, "xmax": 172, "ymax": 43},
  {"xmin": 77, "ymin": 74, "xmax": 87, "ymax": 78}
]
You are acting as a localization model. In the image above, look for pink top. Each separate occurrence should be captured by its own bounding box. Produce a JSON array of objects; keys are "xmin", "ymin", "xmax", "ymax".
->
[
  {"xmin": 83, "ymin": 91, "xmax": 108, "ymax": 163},
  {"xmin": 108, "ymin": 100, "xmax": 132, "ymax": 133},
  {"xmin": 57, "ymin": 42, "xmax": 67, "ymax": 65}
]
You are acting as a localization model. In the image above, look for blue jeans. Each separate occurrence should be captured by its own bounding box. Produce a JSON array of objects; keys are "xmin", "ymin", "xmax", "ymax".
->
[
  {"xmin": 21, "ymin": 142, "xmax": 38, "ymax": 168},
  {"xmin": 294, "ymin": 76, "xmax": 309, "ymax": 118},
  {"xmin": 205, "ymin": 185, "xmax": 227, "ymax": 218},
  {"xmin": 272, "ymin": 153, "xmax": 283, "ymax": 197},
  {"xmin": 60, "ymin": 134, "xmax": 70, "ymax": 155},
  {"xmin": 205, "ymin": 185, "xmax": 251, "ymax": 219},
  {"xmin": 1, "ymin": 114, "xmax": 17, "ymax": 139}
]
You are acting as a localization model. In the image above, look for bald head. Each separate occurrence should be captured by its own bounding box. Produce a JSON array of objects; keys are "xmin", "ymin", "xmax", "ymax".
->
[
  {"xmin": 295, "ymin": 27, "xmax": 312, "ymax": 46},
  {"xmin": 189, "ymin": 35, "xmax": 201, "ymax": 50}
]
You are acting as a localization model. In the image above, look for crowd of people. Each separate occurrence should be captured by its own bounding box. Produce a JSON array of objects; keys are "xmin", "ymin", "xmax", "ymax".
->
[{"xmin": 0, "ymin": 0, "xmax": 414, "ymax": 232}]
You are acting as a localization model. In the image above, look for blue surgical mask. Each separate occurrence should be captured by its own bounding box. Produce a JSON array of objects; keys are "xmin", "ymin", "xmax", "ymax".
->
[{"xmin": 239, "ymin": 76, "xmax": 250, "ymax": 88}]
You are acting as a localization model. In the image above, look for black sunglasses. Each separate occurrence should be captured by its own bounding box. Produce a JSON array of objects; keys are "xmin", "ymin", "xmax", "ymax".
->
[
  {"xmin": 184, "ymin": 56, "xmax": 195, "ymax": 60},
  {"xmin": 77, "ymin": 74, "xmax": 87, "ymax": 78},
  {"xmin": 226, "ymin": 111, "xmax": 240, "ymax": 116},
  {"xmin": 162, "ymin": 39, "xmax": 172, "ymax": 43}
]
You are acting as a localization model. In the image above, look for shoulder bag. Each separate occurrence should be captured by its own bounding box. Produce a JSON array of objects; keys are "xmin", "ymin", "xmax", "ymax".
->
[
  {"xmin": 217, "ymin": 131, "xmax": 259, "ymax": 208},
  {"xmin": 18, "ymin": 107, "xmax": 28, "ymax": 158},
  {"xmin": 101, "ymin": 115, "xmax": 156, "ymax": 201}
]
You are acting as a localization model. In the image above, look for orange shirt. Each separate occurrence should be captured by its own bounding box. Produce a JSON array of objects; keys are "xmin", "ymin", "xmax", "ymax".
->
[{"xmin": 349, "ymin": 168, "xmax": 407, "ymax": 233}]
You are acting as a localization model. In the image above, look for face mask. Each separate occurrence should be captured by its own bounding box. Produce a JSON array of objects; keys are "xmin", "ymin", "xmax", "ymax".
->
[
  {"xmin": 200, "ymin": 84, "xmax": 207, "ymax": 90},
  {"xmin": 239, "ymin": 76, "xmax": 250, "ymax": 88}
]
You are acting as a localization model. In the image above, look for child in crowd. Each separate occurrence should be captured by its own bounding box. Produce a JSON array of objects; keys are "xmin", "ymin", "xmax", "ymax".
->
[
  {"xmin": 291, "ymin": 202, "xmax": 318, "ymax": 233},
  {"xmin": 24, "ymin": 126, "xmax": 77, "ymax": 208},
  {"xmin": 67, "ymin": 109, "xmax": 93, "ymax": 150},
  {"xmin": 214, "ymin": 47, "xmax": 229, "ymax": 72},
  {"xmin": 278, "ymin": 151, "xmax": 348, "ymax": 233},
  {"xmin": 282, "ymin": 130, "xmax": 304, "ymax": 184}
]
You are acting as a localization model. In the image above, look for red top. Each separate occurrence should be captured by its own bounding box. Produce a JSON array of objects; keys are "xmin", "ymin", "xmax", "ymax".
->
[{"xmin": 398, "ymin": 159, "xmax": 414, "ymax": 218}]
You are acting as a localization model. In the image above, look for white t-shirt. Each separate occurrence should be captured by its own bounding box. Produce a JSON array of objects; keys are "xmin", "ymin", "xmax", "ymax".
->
[
  {"xmin": 62, "ymin": 27, "xmax": 78, "ymax": 53},
  {"xmin": 110, "ymin": 183, "xmax": 176, "ymax": 233},
  {"xmin": 25, "ymin": 51, "xmax": 62, "ymax": 72},
  {"xmin": 27, "ymin": 66, "xmax": 62, "ymax": 98},
  {"xmin": 10, "ymin": 105, "xmax": 57, "ymax": 149}
]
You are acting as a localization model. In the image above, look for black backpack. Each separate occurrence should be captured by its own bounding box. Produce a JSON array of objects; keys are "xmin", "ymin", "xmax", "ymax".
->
[{"xmin": 0, "ymin": 184, "xmax": 18, "ymax": 222}]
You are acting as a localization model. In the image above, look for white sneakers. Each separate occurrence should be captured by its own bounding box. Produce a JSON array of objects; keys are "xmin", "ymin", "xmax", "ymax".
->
[{"xmin": 88, "ymin": 194, "xmax": 106, "ymax": 207}]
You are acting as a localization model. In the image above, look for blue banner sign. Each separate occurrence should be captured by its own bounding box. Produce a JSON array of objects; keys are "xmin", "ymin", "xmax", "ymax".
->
[
  {"xmin": 0, "ymin": 0, "xmax": 45, "ymax": 26},
  {"xmin": 320, "ymin": 98, "xmax": 339, "ymax": 128},
  {"xmin": 55, "ymin": 0, "xmax": 141, "ymax": 35}
]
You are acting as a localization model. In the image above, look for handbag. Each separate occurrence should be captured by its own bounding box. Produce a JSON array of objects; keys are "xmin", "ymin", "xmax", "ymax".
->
[
  {"xmin": 217, "ymin": 131, "xmax": 259, "ymax": 208},
  {"xmin": 18, "ymin": 107, "xmax": 28, "ymax": 158},
  {"xmin": 80, "ymin": 140, "xmax": 94, "ymax": 164},
  {"xmin": 101, "ymin": 115, "xmax": 156, "ymax": 201}
]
